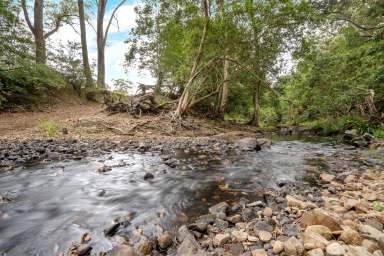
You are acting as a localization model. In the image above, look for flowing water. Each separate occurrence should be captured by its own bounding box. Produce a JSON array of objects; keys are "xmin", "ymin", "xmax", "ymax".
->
[{"xmin": 0, "ymin": 139, "xmax": 374, "ymax": 255}]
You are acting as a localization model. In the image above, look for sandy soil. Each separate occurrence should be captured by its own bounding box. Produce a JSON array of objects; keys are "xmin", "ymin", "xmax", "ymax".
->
[{"xmin": 0, "ymin": 102, "xmax": 261, "ymax": 141}]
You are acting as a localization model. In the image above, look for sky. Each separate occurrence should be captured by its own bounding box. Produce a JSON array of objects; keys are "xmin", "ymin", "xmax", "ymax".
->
[{"xmin": 49, "ymin": 0, "xmax": 155, "ymax": 88}]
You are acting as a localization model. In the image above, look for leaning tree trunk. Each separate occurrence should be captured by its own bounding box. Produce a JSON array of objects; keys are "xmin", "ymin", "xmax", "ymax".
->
[
  {"xmin": 34, "ymin": 0, "xmax": 46, "ymax": 64},
  {"xmin": 78, "ymin": 0, "xmax": 93, "ymax": 88},
  {"xmin": 173, "ymin": 0, "xmax": 210, "ymax": 118}
]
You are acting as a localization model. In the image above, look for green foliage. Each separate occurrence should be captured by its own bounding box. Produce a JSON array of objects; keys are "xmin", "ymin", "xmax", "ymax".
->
[
  {"xmin": 373, "ymin": 201, "xmax": 384, "ymax": 212},
  {"xmin": 38, "ymin": 119, "xmax": 59, "ymax": 138},
  {"xmin": 0, "ymin": 63, "xmax": 65, "ymax": 109},
  {"xmin": 279, "ymin": 28, "xmax": 384, "ymax": 132},
  {"xmin": 373, "ymin": 129, "xmax": 384, "ymax": 139}
]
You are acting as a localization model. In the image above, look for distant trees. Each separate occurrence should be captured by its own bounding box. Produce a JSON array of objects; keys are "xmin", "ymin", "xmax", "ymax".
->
[{"xmin": 127, "ymin": 0, "xmax": 313, "ymax": 123}]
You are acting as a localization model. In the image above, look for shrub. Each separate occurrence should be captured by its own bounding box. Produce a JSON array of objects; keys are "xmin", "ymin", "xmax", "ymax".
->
[
  {"xmin": 39, "ymin": 119, "xmax": 59, "ymax": 138},
  {"xmin": 0, "ymin": 63, "xmax": 65, "ymax": 110}
]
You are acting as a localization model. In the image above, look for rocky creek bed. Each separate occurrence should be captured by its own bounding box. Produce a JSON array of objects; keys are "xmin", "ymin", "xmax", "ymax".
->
[{"xmin": 0, "ymin": 136, "xmax": 383, "ymax": 256}]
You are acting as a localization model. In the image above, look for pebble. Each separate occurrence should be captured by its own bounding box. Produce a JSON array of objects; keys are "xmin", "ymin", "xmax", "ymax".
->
[
  {"xmin": 263, "ymin": 207, "xmax": 273, "ymax": 217},
  {"xmin": 213, "ymin": 233, "xmax": 231, "ymax": 246},
  {"xmin": 325, "ymin": 242, "xmax": 345, "ymax": 256},
  {"xmin": 258, "ymin": 231, "xmax": 272, "ymax": 242},
  {"xmin": 251, "ymin": 248, "xmax": 267, "ymax": 256},
  {"xmin": 272, "ymin": 240, "xmax": 284, "ymax": 254}
]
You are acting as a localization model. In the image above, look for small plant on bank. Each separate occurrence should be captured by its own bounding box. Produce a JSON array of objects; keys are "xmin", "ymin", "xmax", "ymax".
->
[
  {"xmin": 39, "ymin": 119, "xmax": 59, "ymax": 138},
  {"xmin": 373, "ymin": 201, "xmax": 384, "ymax": 212}
]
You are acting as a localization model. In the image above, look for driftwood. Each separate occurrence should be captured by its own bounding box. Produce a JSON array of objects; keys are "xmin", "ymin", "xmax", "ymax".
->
[{"xmin": 105, "ymin": 93, "xmax": 160, "ymax": 116}]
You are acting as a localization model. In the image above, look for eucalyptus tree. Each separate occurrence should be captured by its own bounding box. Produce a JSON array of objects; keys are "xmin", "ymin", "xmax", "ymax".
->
[
  {"xmin": 78, "ymin": 0, "xmax": 93, "ymax": 87},
  {"xmin": 20, "ymin": 0, "xmax": 76, "ymax": 64},
  {"xmin": 96, "ymin": 0, "xmax": 127, "ymax": 88}
]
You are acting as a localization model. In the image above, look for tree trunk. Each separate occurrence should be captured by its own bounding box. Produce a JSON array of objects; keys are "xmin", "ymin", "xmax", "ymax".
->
[
  {"xmin": 219, "ymin": 56, "xmax": 229, "ymax": 113},
  {"xmin": 96, "ymin": 0, "xmax": 126, "ymax": 88},
  {"xmin": 34, "ymin": 0, "xmax": 46, "ymax": 64},
  {"xmin": 217, "ymin": 0, "xmax": 229, "ymax": 116},
  {"xmin": 78, "ymin": 0, "xmax": 93, "ymax": 88},
  {"xmin": 97, "ymin": 0, "xmax": 106, "ymax": 88},
  {"xmin": 155, "ymin": 71, "xmax": 163, "ymax": 94},
  {"xmin": 173, "ymin": 0, "xmax": 210, "ymax": 118},
  {"xmin": 250, "ymin": 80, "xmax": 261, "ymax": 127}
]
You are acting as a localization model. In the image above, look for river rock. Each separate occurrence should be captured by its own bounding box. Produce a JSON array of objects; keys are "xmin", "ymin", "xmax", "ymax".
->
[
  {"xmin": 96, "ymin": 164, "xmax": 112, "ymax": 173},
  {"xmin": 251, "ymin": 248, "xmax": 267, "ymax": 256},
  {"xmin": 137, "ymin": 239, "xmax": 152, "ymax": 255},
  {"xmin": 177, "ymin": 235, "xmax": 205, "ymax": 256},
  {"xmin": 214, "ymin": 233, "xmax": 231, "ymax": 246},
  {"xmin": 247, "ymin": 200, "xmax": 265, "ymax": 207},
  {"xmin": 104, "ymin": 222, "xmax": 120, "ymax": 237},
  {"xmin": 308, "ymin": 248, "xmax": 324, "ymax": 256},
  {"xmin": 305, "ymin": 225, "xmax": 333, "ymax": 240},
  {"xmin": 326, "ymin": 242, "xmax": 345, "ymax": 256},
  {"xmin": 209, "ymin": 202, "xmax": 229, "ymax": 215},
  {"xmin": 232, "ymin": 229, "xmax": 248, "ymax": 242},
  {"xmin": 158, "ymin": 232, "xmax": 173, "ymax": 249},
  {"xmin": 320, "ymin": 173, "xmax": 335, "ymax": 183},
  {"xmin": 263, "ymin": 207, "xmax": 273, "ymax": 217},
  {"xmin": 362, "ymin": 239, "xmax": 380, "ymax": 253},
  {"xmin": 227, "ymin": 214, "xmax": 242, "ymax": 224},
  {"xmin": 345, "ymin": 245, "xmax": 373, "ymax": 256},
  {"xmin": 284, "ymin": 236, "xmax": 304, "ymax": 256},
  {"xmin": 257, "ymin": 138, "xmax": 272, "ymax": 148},
  {"xmin": 77, "ymin": 244, "xmax": 92, "ymax": 256},
  {"xmin": 178, "ymin": 225, "xmax": 193, "ymax": 242},
  {"xmin": 300, "ymin": 209, "xmax": 342, "ymax": 232},
  {"xmin": 343, "ymin": 198, "xmax": 359, "ymax": 211},
  {"xmin": 359, "ymin": 224, "xmax": 384, "ymax": 250},
  {"xmin": 302, "ymin": 230, "xmax": 330, "ymax": 250},
  {"xmin": 344, "ymin": 175, "xmax": 356, "ymax": 183},
  {"xmin": 286, "ymin": 195, "xmax": 315, "ymax": 209},
  {"xmin": 242, "ymin": 208, "xmax": 257, "ymax": 221},
  {"xmin": 189, "ymin": 222, "xmax": 207, "ymax": 233},
  {"xmin": 112, "ymin": 245, "xmax": 138, "ymax": 256},
  {"xmin": 197, "ymin": 214, "xmax": 216, "ymax": 225},
  {"xmin": 143, "ymin": 172, "xmax": 154, "ymax": 180},
  {"xmin": 235, "ymin": 138, "xmax": 261, "ymax": 151},
  {"xmin": 272, "ymin": 240, "xmax": 284, "ymax": 254},
  {"xmin": 340, "ymin": 226, "xmax": 362, "ymax": 245},
  {"xmin": 258, "ymin": 231, "xmax": 272, "ymax": 242},
  {"xmin": 215, "ymin": 218, "xmax": 229, "ymax": 230}
]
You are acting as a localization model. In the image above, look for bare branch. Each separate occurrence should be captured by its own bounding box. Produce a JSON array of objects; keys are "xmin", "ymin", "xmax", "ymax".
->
[
  {"xmin": 103, "ymin": 0, "xmax": 127, "ymax": 47},
  {"xmin": 20, "ymin": 0, "xmax": 35, "ymax": 33}
]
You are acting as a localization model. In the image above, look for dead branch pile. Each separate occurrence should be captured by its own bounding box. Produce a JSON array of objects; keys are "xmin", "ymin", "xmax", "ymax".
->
[{"xmin": 105, "ymin": 93, "xmax": 160, "ymax": 116}]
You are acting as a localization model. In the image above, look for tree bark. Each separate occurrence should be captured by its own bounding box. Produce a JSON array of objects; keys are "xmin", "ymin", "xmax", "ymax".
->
[
  {"xmin": 217, "ymin": 0, "xmax": 229, "ymax": 115},
  {"xmin": 219, "ymin": 56, "xmax": 229, "ymax": 113},
  {"xmin": 34, "ymin": 0, "xmax": 46, "ymax": 63},
  {"xmin": 250, "ymin": 80, "xmax": 261, "ymax": 127},
  {"xmin": 173, "ymin": 0, "xmax": 210, "ymax": 118},
  {"xmin": 96, "ymin": 0, "xmax": 127, "ymax": 88},
  {"xmin": 21, "ymin": 0, "xmax": 69, "ymax": 64},
  {"xmin": 78, "ymin": 0, "xmax": 93, "ymax": 88},
  {"xmin": 96, "ymin": 0, "xmax": 106, "ymax": 88}
]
